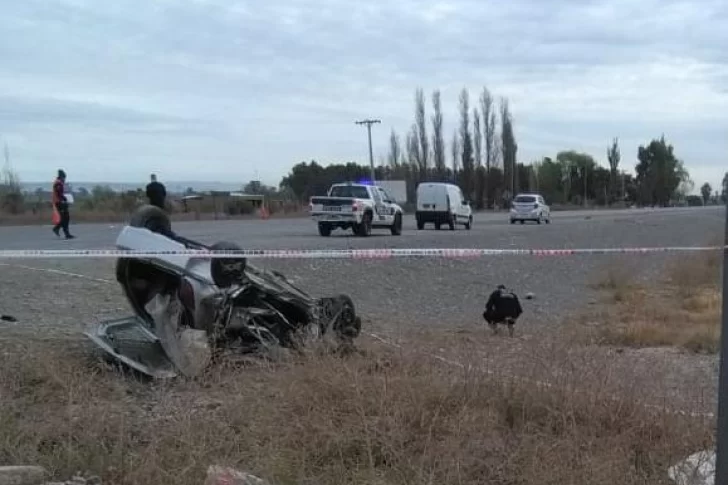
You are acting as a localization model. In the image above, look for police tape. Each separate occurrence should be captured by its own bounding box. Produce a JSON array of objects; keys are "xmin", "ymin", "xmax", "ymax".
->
[{"xmin": 0, "ymin": 245, "xmax": 725, "ymax": 259}]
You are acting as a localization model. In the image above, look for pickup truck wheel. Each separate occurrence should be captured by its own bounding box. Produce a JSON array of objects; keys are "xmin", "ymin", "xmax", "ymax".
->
[
  {"xmin": 318, "ymin": 222, "xmax": 332, "ymax": 237},
  {"xmin": 465, "ymin": 216, "xmax": 472, "ymax": 230},
  {"xmin": 448, "ymin": 215, "xmax": 455, "ymax": 231},
  {"xmin": 355, "ymin": 212, "xmax": 372, "ymax": 237},
  {"xmin": 390, "ymin": 213, "xmax": 403, "ymax": 235},
  {"xmin": 416, "ymin": 219, "xmax": 424, "ymax": 230}
]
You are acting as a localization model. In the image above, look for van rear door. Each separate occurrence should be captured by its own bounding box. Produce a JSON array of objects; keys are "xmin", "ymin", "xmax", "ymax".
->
[{"xmin": 418, "ymin": 184, "xmax": 445, "ymax": 211}]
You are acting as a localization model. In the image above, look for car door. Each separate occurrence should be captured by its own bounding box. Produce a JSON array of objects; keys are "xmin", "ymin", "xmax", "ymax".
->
[
  {"xmin": 538, "ymin": 196, "xmax": 548, "ymax": 216},
  {"xmin": 377, "ymin": 187, "xmax": 397, "ymax": 223},
  {"xmin": 371, "ymin": 187, "xmax": 390, "ymax": 223},
  {"xmin": 456, "ymin": 187, "xmax": 469, "ymax": 220}
]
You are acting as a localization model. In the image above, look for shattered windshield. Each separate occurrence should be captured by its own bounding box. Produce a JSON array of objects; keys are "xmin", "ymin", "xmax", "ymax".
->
[{"xmin": 329, "ymin": 185, "xmax": 371, "ymax": 199}]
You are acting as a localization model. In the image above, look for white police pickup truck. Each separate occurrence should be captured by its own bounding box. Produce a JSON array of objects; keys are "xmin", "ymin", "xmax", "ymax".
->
[{"xmin": 309, "ymin": 182, "xmax": 404, "ymax": 237}]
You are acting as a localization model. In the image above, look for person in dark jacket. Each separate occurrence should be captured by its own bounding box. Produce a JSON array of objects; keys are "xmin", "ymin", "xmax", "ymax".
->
[
  {"xmin": 51, "ymin": 169, "xmax": 75, "ymax": 239},
  {"xmin": 145, "ymin": 173, "xmax": 167, "ymax": 210},
  {"xmin": 482, "ymin": 284, "xmax": 523, "ymax": 337}
]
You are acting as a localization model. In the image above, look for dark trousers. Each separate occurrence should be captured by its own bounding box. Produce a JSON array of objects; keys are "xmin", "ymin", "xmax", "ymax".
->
[
  {"xmin": 483, "ymin": 309, "xmax": 515, "ymax": 326},
  {"xmin": 53, "ymin": 202, "xmax": 71, "ymax": 236}
]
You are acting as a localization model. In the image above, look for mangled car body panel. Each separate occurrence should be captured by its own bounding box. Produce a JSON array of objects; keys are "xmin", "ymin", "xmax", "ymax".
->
[{"xmin": 86, "ymin": 205, "xmax": 362, "ymax": 379}]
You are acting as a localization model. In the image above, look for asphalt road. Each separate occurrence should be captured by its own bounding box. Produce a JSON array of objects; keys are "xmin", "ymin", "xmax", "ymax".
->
[{"xmin": 0, "ymin": 205, "xmax": 722, "ymax": 251}]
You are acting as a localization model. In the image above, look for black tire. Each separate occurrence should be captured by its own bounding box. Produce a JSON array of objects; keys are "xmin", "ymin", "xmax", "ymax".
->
[
  {"xmin": 510, "ymin": 219, "xmax": 516, "ymax": 225},
  {"xmin": 390, "ymin": 213, "xmax": 403, "ymax": 235},
  {"xmin": 448, "ymin": 215, "xmax": 455, "ymax": 231},
  {"xmin": 318, "ymin": 222, "xmax": 332, "ymax": 237},
  {"xmin": 416, "ymin": 219, "xmax": 424, "ymax": 230},
  {"xmin": 355, "ymin": 211, "xmax": 372, "ymax": 237},
  {"xmin": 129, "ymin": 204, "xmax": 172, "ymax": 235},
  {"xmin": 465, "ymin": 216, "xmax": 472, "ymax": 230},
  {"xmin": 519, "ymin": 220, "xmax": 525, "ymax": 225},
  {"xmin": 209, "ymin": 241, "xmax": 247, "ymax": 288},
  {"xmin": 435, "ymin": 222, "xmax": 441, "ymax": 230},
  {"xmin": 332, "ymin": 294, "xmax": 362, "ymax": 342}
]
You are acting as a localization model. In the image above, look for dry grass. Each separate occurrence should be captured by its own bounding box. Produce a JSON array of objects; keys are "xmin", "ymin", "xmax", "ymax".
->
[
  {"xmin": 580, "ymin": 248, "xmax": 723, "ymax": 353},
  {"xmin": 0, "ymin": 336, "xmax": 712, "ymax": 485},
  {"xmin": 0, "ymin": 209, "xmax": 308, "ymax": 226}
]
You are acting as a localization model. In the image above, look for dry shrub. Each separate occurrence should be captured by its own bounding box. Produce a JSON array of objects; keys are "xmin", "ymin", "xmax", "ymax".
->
[
  {"xmin": 0, "ymin": 340, "xmax": 711, "ymax": 485},
  {"xmin": 584, "ymin": 248, "xmax": 723, "ymax": 353},
  {"xmin": 0, "ymin": 208, "xmax": 308, "ymax": 226}
]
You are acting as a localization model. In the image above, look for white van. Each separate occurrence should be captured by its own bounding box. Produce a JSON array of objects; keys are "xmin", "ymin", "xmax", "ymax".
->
[{"xmin": 415, "ymin": 182, "xmax": 473, "ymax": 230}]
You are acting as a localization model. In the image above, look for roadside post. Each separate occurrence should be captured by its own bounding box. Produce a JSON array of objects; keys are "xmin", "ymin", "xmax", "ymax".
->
[{"xmin": 714, "ymin": 197, "xmax": 728, "ymax": 485}]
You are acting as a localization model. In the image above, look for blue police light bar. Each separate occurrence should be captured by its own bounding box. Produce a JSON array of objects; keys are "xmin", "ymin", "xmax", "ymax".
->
[{"xmin": 356, "ymin": 179, "xmax": 376, "ymax": 186}]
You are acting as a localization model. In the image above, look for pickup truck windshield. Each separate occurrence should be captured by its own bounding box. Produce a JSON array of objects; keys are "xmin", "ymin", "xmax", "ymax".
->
[{"xmin": 329, "ymin": 185, "xmax": 371, "ymax": 199}]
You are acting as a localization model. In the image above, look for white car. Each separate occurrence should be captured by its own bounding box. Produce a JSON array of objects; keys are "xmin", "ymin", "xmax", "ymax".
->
[
  {"xmin": 415, "ymin": 182, "xmax": 473, "ymax": 230},
  {"xmin": 509, "ymin": 193, "xmax": 551, "ymax": 224}
]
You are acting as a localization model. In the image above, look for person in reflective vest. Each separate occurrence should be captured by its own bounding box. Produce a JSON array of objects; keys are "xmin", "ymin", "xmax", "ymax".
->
[{"xmin": 51, "ymin": 169, "xmax": 75, "ymax": 239}]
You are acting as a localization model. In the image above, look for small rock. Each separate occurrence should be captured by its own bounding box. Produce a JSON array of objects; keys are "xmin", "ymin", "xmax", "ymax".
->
[
  {"xmin": 668, "ymin": 449, "xmax": 714, "ymax": 485},
  {"xmin": 0, "ymin": 466, "xmax": 48, "ymax": 485},
  {"xmin": 204, "ymin": 466, "xmax": 271, "ymax": 485}
]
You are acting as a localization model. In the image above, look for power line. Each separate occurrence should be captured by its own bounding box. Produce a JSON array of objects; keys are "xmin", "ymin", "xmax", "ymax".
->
[{"xmin": 355, "ymin": 119, "xmax": 380, "ymax": 183}]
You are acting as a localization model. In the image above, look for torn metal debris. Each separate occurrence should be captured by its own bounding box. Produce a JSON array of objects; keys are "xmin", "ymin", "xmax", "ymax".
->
[{"xmin": 84, "ymin": 205, "xmax": 362, "ymax": 379}]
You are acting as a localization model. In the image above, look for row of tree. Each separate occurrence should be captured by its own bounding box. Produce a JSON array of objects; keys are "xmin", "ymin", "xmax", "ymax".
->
[{"xmin": 279, "ymin": 86, "xmax": 724, "ymax": 209}]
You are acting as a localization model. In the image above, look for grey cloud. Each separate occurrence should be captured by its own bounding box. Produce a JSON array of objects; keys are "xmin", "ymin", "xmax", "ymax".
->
[{"xmin": 0, "ymin": 95, "xmax": 220, "ymax": 136}]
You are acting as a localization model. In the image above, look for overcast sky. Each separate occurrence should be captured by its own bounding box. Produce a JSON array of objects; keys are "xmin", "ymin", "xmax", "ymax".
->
[{"xmin": 1, "ymin": 0, "xmax": 726, "ymax": 190}]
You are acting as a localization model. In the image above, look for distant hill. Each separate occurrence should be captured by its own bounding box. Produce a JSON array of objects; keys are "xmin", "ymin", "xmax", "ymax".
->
[{"xmin": 19, "ymin": 181, "xmax": 249, "ymax": 195}]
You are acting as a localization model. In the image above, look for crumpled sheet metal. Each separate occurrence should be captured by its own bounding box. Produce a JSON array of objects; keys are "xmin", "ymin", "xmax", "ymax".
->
[{"xmin": 145, "ymin": 293, "xmax": 212, "ymax": 378}]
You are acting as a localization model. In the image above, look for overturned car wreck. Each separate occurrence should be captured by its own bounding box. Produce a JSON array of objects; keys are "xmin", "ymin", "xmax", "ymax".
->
[{"xmin": 84, "ymin": 205, "xmax": 362, "ymax": 378}]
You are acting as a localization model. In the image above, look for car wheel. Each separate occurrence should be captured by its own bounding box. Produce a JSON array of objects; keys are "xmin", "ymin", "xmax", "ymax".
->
[
  {"xmin": 355, "ymin": 212, "xmax": 372, "ymax": 237},
  {"xmin": 519, "ymin": 220, "xmax": 525, "ymax": 225},
  {"xmin": 448, "ymin": 215, "xmax": 455, "ymax": 231},
  {"xmin": 435, "ymin": 222, "xmax": 441, "ymax": 230},
  {"xmin": 416, "ymin": 218, "xmax": 424, "ymax": 230},
  {"xmin": 331, "ymin": 294, "xmax": 362, "ymax": 342},
  {"xmin": 318, "ymin": 222, "xmax": 332, "ymax": 237},
  {"xmin": 510, "ymin": 219, "xmax": 516, "ymax": 224},
  {"xmin": 545, "ymin": 214, "xmax": 551, "ymax": 224},
  {"xmin": 465, "ymin": 216, "xmax": 472, "ymax": 230},
  {"xmin": 537, "ymin": 214, "xmax": 542, "ymax": 224},
  {"xmin": 210, "ymin": 241, "xmax": 247, "ymax": 289},
  {"xmin": 129, "ymin": 204, "xmax": 172, "ymax": 236},
  {"xmin": 390, "ymin": 212, "xmax": 403, "ymax": 236}
]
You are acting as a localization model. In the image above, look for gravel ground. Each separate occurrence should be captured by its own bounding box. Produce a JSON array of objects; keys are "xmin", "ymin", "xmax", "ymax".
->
[{"xmin": 0, "ymin": 205, "xmax": 725, "ymax": 415}]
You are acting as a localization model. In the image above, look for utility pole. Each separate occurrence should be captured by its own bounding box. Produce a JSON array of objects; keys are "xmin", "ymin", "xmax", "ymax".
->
[{"xmin": 356, "ymin": 119, "xmax": 380, "ymax": 183}]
